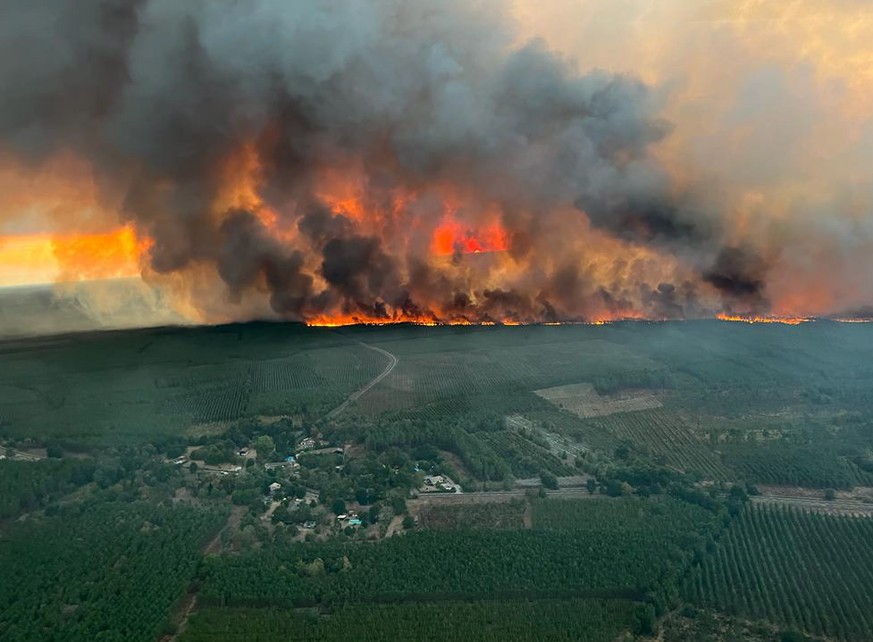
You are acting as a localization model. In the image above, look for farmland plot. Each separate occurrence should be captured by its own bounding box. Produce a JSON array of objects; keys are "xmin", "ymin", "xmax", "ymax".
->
[
  {"xmin": 686, "ymin": 504, "xmax": 873, "ymax": 641},
  {"xmin": 534, "ymin": 382, "xmax": 661, "ymax": 419},
  {"xmin": 581, "ymin": 409, "xmax": 733, "ymax": 480}
]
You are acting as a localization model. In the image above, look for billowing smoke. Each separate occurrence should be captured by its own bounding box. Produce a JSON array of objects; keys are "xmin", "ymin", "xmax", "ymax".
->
[{"xmin": 2, "ymin": 0, "xmax": 860, "ymax": 326}]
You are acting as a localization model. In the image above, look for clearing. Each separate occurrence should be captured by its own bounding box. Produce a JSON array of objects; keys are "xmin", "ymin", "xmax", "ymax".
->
[{"xmin": 534, "ymin": 382, "xmax": 661, "ymax": 419}]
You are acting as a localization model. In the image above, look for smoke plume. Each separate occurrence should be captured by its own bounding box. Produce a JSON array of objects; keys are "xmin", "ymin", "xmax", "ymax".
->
[{"xmin": 1, "ymin": 0, "xmax": 871, "ymax": 326}]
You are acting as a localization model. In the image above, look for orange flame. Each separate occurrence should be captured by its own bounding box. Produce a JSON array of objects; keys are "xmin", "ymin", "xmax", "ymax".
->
[
  {"xmin": 717, "ymin": 313, "xmax": 811, "ymax": 325},
  {"xmin": 0, "ymin": 226, "xmax": 149, "ymax": 286},
  {"xmin": 432, "ymin": 217, "xmax": 509, "ymax": 256}
]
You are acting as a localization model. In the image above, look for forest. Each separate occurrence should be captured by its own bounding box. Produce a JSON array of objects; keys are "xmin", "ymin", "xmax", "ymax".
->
[{"xmin": 2, "ymin": 321, "xmax": 873, "ymax": 640}]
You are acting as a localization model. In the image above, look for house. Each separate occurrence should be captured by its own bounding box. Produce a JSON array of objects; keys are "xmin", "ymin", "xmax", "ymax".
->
[
  {"xmin": 424, "ymin": 475, "xmax": 444, "ymax": 486},
  {"xmin": 268, "ymin": 482, "xmax": 281, "ymax": 494},
  {"xmin": 238, "ymin": 448, "xmax": 248, "ymax": 456}
]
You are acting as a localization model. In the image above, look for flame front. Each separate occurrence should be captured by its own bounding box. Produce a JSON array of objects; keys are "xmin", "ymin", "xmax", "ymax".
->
[
  {"xmin": 717, "ymin": 313, "xmax": 812, "ymax": 326},
  {"xmin": 1, "ymin": 2, "xmax": 873, "ymax": 331}
]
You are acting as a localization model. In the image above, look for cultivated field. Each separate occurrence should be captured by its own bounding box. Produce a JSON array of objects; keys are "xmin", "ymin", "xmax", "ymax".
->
[{"xmin": 534, "ymin": 382, "xmax": 661, "ymax": 418}]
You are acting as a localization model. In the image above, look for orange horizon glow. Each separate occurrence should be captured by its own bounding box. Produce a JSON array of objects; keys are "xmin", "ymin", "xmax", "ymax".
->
[
  {"xmin": 716, "ymin": 313, "xmax": 811, "ymax": 325},
  {"xmin": 0, "ymin": 226, "xmax": 148, "ymax": 288}
]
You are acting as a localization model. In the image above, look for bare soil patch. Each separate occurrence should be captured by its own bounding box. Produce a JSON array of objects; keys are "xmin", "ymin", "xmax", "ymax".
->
[{"xmin": 534, "ymin": 382, "xmax": 661, "ymax": 419}]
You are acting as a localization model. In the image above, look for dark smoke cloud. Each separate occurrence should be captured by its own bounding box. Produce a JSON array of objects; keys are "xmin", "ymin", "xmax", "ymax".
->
[
  {"xmin": 703, "ymin": 246, "xmax": 768, "ymax": 311},
  {"xmin": 0, "ymin": 0, "xmax": 768, "ymax": 323}
]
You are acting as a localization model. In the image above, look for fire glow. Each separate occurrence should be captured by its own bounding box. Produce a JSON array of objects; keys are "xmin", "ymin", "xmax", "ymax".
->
[
  {"xmin": 717, "ymin": 313, "xmax": 812, "ymax": 326},
  {"xmin": 431, "ymin": 218, "xmax": 509, "ymax": 256},
  {"xmin": 2, "ymin": 2, "xmax": 873, "ymax": 331},
  {"xmin": 0, "ymin": 226, "xmax": 148, "ymax": 287}
]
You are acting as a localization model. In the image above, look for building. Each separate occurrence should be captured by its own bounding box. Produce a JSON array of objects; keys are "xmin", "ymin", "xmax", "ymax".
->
[{"xmin": 268, "ymin": 482, "xmax": 281, "ymax": 494}]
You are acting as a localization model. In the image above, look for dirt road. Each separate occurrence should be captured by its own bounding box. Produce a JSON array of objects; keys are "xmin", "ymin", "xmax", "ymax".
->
[{"xmin": 324, "ymin": 341, "xmax": 397, "ymax": 420}]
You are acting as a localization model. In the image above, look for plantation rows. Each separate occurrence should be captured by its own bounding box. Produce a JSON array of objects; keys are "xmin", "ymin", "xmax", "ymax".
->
[
  {"xmin": 0, "ymin": 459, "xmax": 95, "ymax": 519},
  {"xmin": 357, "ymin": 340, "xmax": 653, "ymax": 415},
  {"xmin": 201, "ymin": 498, "xmax": 713, "ymax": 607},
  {"xmin": 356, "ymin": 354, "xmax": 518, "ymax": 414},
  {"xmin": 477, "ymin": 431, "xmax": 575, "ymax": 477},
  {"xmin": 686, "ymin": 504, "xmax": 873, "ymax": 641},
  {"xmin": 181, "ymin": 599, "xmax": 636, "ymax": 642},
  {"xmin": 0, "ymin": 501, "xmax": 228, "ymax": 642},
  {"xmin": 378, "ymin": 391, "xmax": 547, "ymax": 424},
  {"xmin": 583, "ymin": 409, "xmax": 732, "ymax": 480},
  {"xmin": 310, "ymin": 346, "xmax": 385, "ymax": 391},
  {"xmin": 249, "ymin": 355, "xmax": 326, "ymax": 392},
  {"xmin": 525, "ymin": 409, "xmax": 621, "ymax": 453},
  {"xmin": 164, "ymin": 383, "xmax": 251, "ymax": 423},
  {"xmin": 531, "ymin": 496, "xmax": 715, "ymax": 535},
  {"xmin": 720, "ymin": 445, "xmax": 873, "ymax": 489}
]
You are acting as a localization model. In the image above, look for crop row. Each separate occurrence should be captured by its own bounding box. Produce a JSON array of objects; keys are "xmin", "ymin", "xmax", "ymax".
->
[
  {"xmin": 584, "ymin": 409, "xmax": 732, "ymax": 480},
  {"xmin": 686, "ymin": 504, "xmax": 873, "ymax": 640}
]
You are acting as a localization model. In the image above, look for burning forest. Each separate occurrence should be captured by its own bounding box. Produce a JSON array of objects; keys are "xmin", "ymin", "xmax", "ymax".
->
[{"xmin": 2, "ymin": 1, "xmax": 873, "ymax": 329}]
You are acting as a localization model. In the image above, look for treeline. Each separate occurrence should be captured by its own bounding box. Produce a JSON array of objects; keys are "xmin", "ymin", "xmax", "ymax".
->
[
  {"xmin": 0, "ymin": 459, "xmax": 95, "ymax": 519},
  {"xmin": 0, "ymin": 501, "xmax": 228, "ymax": 642},
  {"xmin": 182, "ymin": 599, "xmax": 637, "ymax": 642}
]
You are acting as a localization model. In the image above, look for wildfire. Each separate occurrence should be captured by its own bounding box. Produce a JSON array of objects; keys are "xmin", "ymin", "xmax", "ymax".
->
[
  {"xmin": 717, "ymin": 313, "xmax": 812, "ymax": 325},
  {"xmin": 306, "ymin": 315, "xmax": 654, "ymax": 328},
  {"xmin": 0, "ymin": 226, "xmax": 149, "ymax": 287},
  {"xmin": 431, "ymin": 217, "xmax": 509, "ymax": 256}
]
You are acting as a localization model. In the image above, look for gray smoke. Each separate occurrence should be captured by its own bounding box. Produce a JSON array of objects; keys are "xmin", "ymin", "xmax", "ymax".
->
[{"xmin": 0, "ymin": 0, "xmax": 766, "ymax": 323}]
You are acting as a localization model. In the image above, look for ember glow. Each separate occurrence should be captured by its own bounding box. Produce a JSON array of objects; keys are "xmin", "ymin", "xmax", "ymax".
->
[
  {"xmin": 1, "ymin": 1, "xmax": 873, "ymax": 332},
  {"xmin": 716, "ymin": 313, "xmax": 812, "ymax": 326}
]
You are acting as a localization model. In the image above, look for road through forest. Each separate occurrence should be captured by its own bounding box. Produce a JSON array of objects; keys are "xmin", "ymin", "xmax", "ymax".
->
[{"xmin": 324, "ymin": 340, "xmax": 398, "ymax": 420}]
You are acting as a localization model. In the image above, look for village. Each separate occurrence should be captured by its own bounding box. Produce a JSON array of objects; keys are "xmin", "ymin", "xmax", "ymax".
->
[{"xmin": 158, "ymin": 427, "xmax": 466, "ymax": 543}]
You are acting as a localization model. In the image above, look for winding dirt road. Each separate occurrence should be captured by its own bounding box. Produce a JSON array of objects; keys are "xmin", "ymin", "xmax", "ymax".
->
[{"xmin": 324, "ymin": 341, "xmax": 397, "ymax": 420}]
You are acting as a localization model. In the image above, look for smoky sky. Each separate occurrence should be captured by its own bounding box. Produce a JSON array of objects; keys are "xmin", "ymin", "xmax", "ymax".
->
[{"xmin": 0, "ymin": 0, "xmax": 773, "ymax": 322}]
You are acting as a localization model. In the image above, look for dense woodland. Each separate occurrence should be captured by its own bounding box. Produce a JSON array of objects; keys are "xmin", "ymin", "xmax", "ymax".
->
[{"xmin": 2, "ymin": 321, "xmax": 873, "ymax": 640}]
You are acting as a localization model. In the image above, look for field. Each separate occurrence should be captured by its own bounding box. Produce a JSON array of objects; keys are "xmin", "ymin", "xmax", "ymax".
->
[
  {"xmin": 686, "ymin": 504, "xmax": 873, "ymax": 641},
  {"xmin": 3, "ymin": 319, "xmax": 873, "ymax": 640},
  {"xmin": 534, "ymin": 382, "xmax": 662, "ymax": 418}
]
